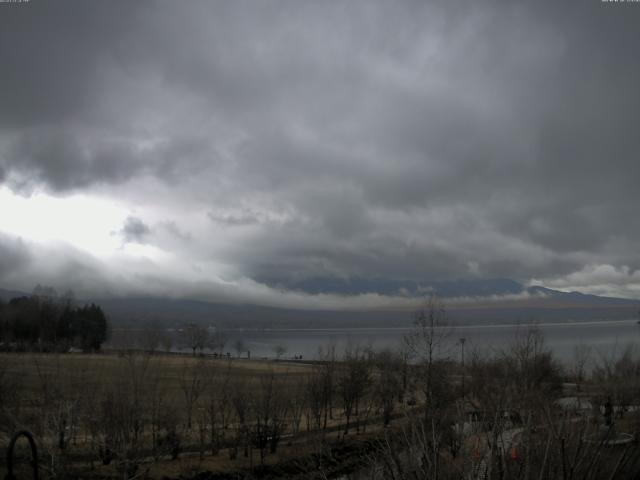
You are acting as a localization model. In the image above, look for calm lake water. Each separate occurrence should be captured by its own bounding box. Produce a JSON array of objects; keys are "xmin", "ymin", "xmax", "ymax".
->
[{"xmin": 222, "ymin": 319, "xmax": 640, "ymax": 365}]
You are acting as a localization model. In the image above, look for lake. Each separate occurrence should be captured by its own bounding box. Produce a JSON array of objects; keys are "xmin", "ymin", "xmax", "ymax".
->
[{"xmin": 222, "ymin": 319, "xmax": 640, "ymax": 365}]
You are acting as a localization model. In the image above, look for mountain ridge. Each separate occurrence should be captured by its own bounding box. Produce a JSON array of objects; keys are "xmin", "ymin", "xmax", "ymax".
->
[{"xmin": 1, "ymin": 279, "xmax": 638, "ymax": 329}]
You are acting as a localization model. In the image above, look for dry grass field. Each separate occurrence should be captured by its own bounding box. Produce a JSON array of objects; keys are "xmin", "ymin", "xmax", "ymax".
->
[
  {"xmin": 0, "ymin": 351, "xmax": 388, "ymax": 479},
  {"xmin": 0, "ymin": 352, "xmax": 314, "ymax": 415},
  {"xmin": 4, "ymin": 338, "xmax": 640, "ymax": 480}
]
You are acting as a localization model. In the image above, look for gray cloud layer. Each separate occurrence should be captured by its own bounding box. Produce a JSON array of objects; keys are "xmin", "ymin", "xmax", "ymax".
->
[
  {"xmin": 1, "ymin": 0, "xmax": 639, "ymax": 303},
  {"xmin": 120, "ymin": 216, "xmax": 151, "ymax": 244}
]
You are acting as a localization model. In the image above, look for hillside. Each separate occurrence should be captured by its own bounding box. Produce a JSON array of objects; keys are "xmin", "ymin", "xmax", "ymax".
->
[{"xmin": 2, "ymin": 280, "xmax": 639, "ymax": 329}]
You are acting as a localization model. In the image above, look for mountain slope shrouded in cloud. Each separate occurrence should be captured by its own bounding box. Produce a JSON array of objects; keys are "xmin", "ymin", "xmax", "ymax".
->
[
  {"xmin": 68, "ymin": 286, "xmax": 640, "ymax": 328},
  {"xmin": 261, "ymin": 277, "xmax": 525, "ymax": 297},
  {"xmin": 2, "ymin": 280, "xmax": 638, "ymax": 329}
]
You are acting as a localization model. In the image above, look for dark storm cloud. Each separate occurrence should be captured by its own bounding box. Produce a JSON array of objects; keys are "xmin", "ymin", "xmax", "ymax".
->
[
  {"xmin": 1, "ymin": 0, "xmax": 639, "ymax": 301},
  {"xmin": 3, "ymin": 126, "xmax": 214, "ymax": 193},
  {"xmin": 6, "ymin": 129, "xmax": 142, "ymax": 191},
  {"xmin": 120, "ymin": 216, "xmax": 151, "ymax": 244}
]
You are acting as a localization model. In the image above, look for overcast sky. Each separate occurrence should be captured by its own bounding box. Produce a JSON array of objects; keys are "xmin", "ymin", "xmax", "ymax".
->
[{"xmin": 1, "ymin": 0, "xmax": 639, "ymax": 307}]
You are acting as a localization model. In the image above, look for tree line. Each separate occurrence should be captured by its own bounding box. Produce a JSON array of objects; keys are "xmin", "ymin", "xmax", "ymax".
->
[{"xmin": 0, "ymin": 286, "xmax": 109, "ymax": 352}]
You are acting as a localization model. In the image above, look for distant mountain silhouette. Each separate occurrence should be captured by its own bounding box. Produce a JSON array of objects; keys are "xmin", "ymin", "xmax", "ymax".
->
[
  {"xmin": 1, "ymin": 280, "xmax": 638, "ymax": 329},
  {"xmin": 258, "ymin": 276, "xmax": 527, "ymax": 297}
]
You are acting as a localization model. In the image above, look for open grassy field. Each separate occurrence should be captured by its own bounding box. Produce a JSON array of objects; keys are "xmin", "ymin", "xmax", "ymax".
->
[
  {"xmin": 5, "ymin": 343, "xmax": 640, "ymax": 480},
  {"xmin": 1, "ymin": 351, "xmax": 315, "ymax": 421},
  {"xmin": 0, "ymin": 351, "xmax": 391, "ymax": 479},
  {"xmin": 0, "ymin": 350, "xmax": 313, "ymax": 380}
]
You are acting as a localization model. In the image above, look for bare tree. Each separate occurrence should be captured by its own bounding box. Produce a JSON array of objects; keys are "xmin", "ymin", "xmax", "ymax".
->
[
  {"xmin": 178, "ymin": 358, "xmax": 206, "ymax": 429},
  {"xmin": 88, "ymin": 352, "xmax": 152, "ymax": 480},
  {"xmin": 338, "ymin": 345, "xmax": 371, "ymax": 434},
  {"xmin": 181, "ymin": 323, "xmax": 209, "ymax": 356},
  {"xmin": 229, "ymin": 378, "xmax": 250, "ymax": 459},
  {"xmin": 32, "ymin": 354, "xmax": 89, "ymax": 477},
  {"xmin": 273, "ymin": 344, "xmax": 287, "ymax": 360},
  {"xmin": 373, "ymin": 349, "xmax": 403, "ymax": 427},
  {"xmin": 287, "ymin": 373, "xmax": 307, "ymax": 437},
  {"xmin": 202, "ymin": 359, "xmax": 233, "ymax": 455},
  {"xmin": 250, "ymin": 370, "xmax": 289, "ymax": 463},
  {"xmin": 140, "ymin": 320, "xmax": 164, "ymax": 354},
  {"xmin": 160, "ymin": 329, "xmax": 174, "ymax": 353},
  {"xmin": 147, "ymin": 362, "xmax": 166, "ymax": 460},
  {"xmin": 317, "ymin": 345, "xmax": 338, "ymax": 428},
  {"xmin": 593, "ymin": 344, "xmax": 640, "ymax": 421},
  {"xmin": 0, "ymin": 358, "xmax": 22, "ymax": 437},
  {"xmin": 570, "ymin": 343, "xmax": 592, "ymax": 392},
  {"xmin": 210, "ymin": 328, "xmax": 227, "ymax": 356},
  {"xmin": 305, "ymin": 368, "xmax": 326, "ymax": 432},
  {"xmin": 404, "ymin": 295, "xmax": 452, "ymax": 420}
]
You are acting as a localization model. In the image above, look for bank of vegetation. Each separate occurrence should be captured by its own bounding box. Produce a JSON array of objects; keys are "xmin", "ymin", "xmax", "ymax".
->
[{"xmin": 0, "ymin": 287, "xmax": 109, "ymax": 353}]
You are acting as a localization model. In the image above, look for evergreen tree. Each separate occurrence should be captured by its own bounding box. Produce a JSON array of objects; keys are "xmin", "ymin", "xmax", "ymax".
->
[{"xmin": 0, "ymin": 290, "xmax": 109, "ymax": 352}]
